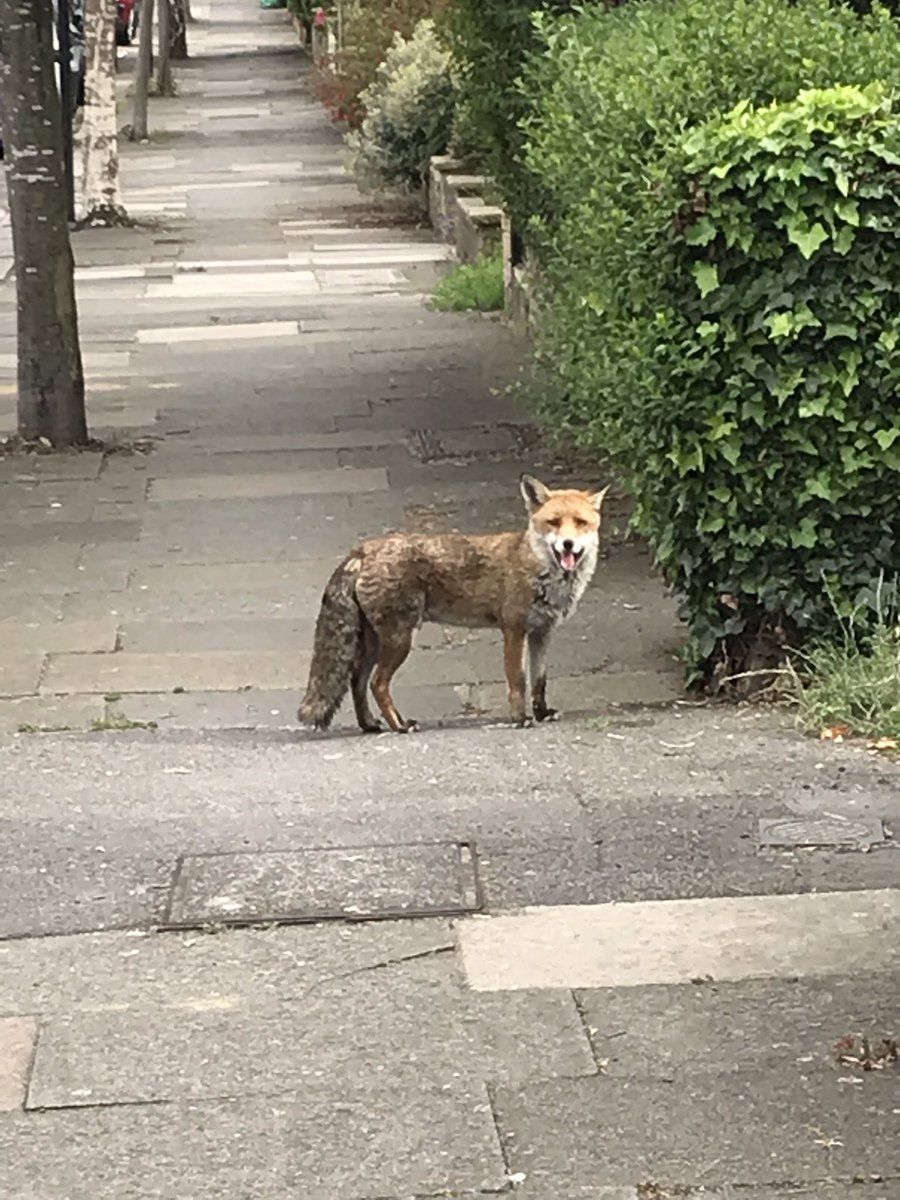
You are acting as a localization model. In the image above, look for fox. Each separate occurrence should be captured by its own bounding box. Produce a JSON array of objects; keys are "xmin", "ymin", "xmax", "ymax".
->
[{"xmin": 298, "ymin": 473, "xmax": 610, "ymax": 734}]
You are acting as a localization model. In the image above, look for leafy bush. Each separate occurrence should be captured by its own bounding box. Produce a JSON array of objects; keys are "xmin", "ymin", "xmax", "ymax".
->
[
  {"xmin": 430, "ymin": 253, "xmax": 504, "ymax": 311},
  {"xmin": 317, "ymin": 0, "xmax": 449, "ymax": 127},
  {"xmin": 445, "ymin": 0, "xmax": 583, "ymax": 229},
  {"xmin": 521, "ymin": 0, "xmax": 900, "ymax": 685},
  {"xmin": 659, "ymin": 85, "xmax": 900, "ymax": 681},
  {"xmin": 345, "ymin": 19, "xmax": 456, "ymax": 198}
]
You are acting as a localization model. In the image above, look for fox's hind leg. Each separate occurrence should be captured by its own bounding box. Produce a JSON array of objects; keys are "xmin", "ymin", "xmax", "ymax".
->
[
  {"xmin": 351, "ymin": 619, "xmax": 382, "ymax": 733},
  {"xmin": 503, "ymin": 626, "xmax": 529, "ymax": 726},
  {"xmin": 370, "ymin": 629, "xmax": 416, "ymax": 733}
]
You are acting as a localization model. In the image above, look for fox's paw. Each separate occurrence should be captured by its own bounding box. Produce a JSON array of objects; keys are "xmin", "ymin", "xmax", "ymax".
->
[
  {"xmin": 398, "ymin": 718, "xmax": 419, "ymax": 734},
  {"xmin": 534, "ymin": 706, "xmax": 560, "ymax": 723},
  {"xmin": 515, "ymin": 716, "xmax": 535, "ymax": 729},
  {"xmin": 359, "ymin": 721, "xmax": 383, "ymax": 735}
]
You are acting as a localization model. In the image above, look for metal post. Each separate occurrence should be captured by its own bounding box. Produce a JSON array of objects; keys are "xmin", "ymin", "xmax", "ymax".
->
[{"xmin": 56, "ymin": 0, "xmax": 75, "ymax": 221}]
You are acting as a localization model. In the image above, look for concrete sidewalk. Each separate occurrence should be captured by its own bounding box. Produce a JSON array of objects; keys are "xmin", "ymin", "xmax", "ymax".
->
[
  {"xmin": 0, "ymin": 4, "xmax": 898, "ymax": 1198},
  {"xmin": 0, "ymin": 0, "xmax": 682, "ymax": 738}
]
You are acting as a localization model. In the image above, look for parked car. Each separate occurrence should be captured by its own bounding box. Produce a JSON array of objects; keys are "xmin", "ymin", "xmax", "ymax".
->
[{"xmin": 116, "ymin": 0, "xmax": 138, "ymax": 45}]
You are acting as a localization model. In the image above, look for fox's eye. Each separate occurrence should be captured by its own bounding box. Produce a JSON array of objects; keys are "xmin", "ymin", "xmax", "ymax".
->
[
  {"xmin": 573, "ymin": 519, "xmax": 588, "ymax": 531},
  {"xmin": 546, "ymin": 518, "xmax": 561, "ymax": 529}
]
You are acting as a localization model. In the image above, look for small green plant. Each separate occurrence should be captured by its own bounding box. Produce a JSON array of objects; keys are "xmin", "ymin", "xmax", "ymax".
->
[
  {"xmin": 345, "ymin": 18, "xmax": 456, "ymax": 199},
  {"xmin": 430, "ymin": 253, "xmax": 504, "ymax": 312},
  {"xmin": 90, "ymin": 712, "xmax": 158, "ymax": 732},
  {"xmin": 792, "ymin": 621, "xmax": 900, "ymax": 744}
]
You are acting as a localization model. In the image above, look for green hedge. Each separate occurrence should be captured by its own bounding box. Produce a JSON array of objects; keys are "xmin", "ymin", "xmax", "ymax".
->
[
  {"xmin": 444, "ymin": 0, "xmax": 584, "ymax": 229},
  {"xmin": 654, "ymin": 85, "xmax": 900, "ymax": 680},
  {"xmin": 521, "ymin": 0, "xmax": 900, "ymax": 684}
]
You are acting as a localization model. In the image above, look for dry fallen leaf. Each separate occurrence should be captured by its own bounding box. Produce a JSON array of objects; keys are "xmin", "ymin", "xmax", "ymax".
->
[
  {"xmin": 868, "ymin": 736, "xmax": 898, "ymax": 752},
  {"xmin": 820, "ymin": 724, "xmax": 850, "ymax": 741}
]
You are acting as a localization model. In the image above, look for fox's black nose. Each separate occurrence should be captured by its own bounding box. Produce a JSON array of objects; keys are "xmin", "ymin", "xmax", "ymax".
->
[{"xmin": 562, "ymin": 539, "xmax": 575, "ymax": 552}]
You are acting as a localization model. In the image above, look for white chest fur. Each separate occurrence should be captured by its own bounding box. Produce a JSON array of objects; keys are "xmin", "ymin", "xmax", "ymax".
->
[{"xmin": 526, "ymin": 546, "xmax": 597, "ymax": 630}]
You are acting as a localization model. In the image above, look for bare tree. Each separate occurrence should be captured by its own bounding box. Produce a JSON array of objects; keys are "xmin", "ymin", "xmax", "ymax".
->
[
  {"xmin": 0, "ymin": 0, "xmax": 87, "ymax": 446},
  {"xmin": 156, "ymin": 0, "xmax": 173, "ymax": 96},
  {"xmin": 130, "ymin": 0, "xmax": 154, "ymax": 140},
  {"xmin": 81, "ymin": 0, "xmax": 128, "ymax": 223}
]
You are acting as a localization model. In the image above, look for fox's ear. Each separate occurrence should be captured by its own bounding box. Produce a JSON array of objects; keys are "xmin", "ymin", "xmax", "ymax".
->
[
  {"xmin": 589, "ymin": 485, "xmax": 611, "ymax": 513},
  {"xmin": 520, "ymin": 474, "xmax": 550, "ymax": 512}
]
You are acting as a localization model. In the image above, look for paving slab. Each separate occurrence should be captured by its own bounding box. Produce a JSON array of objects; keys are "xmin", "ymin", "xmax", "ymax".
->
[
  {"xmin": 119, "ymin": 616, "xmax": 312, "ymax": 653},
  {"xmin": 1, "ymin": 618, "xmax": 119, "ymax": 655},
  {"xmin": 25, "ymin": 958, "xmax": 593, "ymax": 1110},
  {"xmin": 575, "ymin": 972, "xmax": 898, "ymax": 1080},
  {"xmin": 0, "ymin": 1017, "xmax": 37, "ymax": 1111},
  {"xmin": 128, "ymin": 558, "xmax": 330, "ymax": 593},
  {"xmin": 166, "ymin": 841, "xmax": 482, "ymax": 926},
  {"xmin": 3, "ymin": 1085, "xmax": 507, "ymax": 1199},
  {"xmin": 148, "ymin": 466, "xmax": 389, "ymax": 501},
  {"xmin": 492, "ymin": 1070, "xmax": 900, "ymax": 1189},
  {"xmin": 0, "ymin": 695, "xmax": 105, "ymax": 734},
  {"xmin": 0, "ymin": 922, "xmax": 456, "ymax": 1014},
  {"xmin": 458, "ymin": 890, "xmax": 900, "ymax": 991},
  {"xmin": 0, "ymin": 652, "xmax": 45, "ymax": 697},
  {"xmin": 147, "ymin": 448, "xmax": 341, "ymax": 476},
  {"xmin": 62, "ymin": 582, "xmax": 322, "ymax": 623},
  {"xmin": 42, "ymin": 650, "xmax": 306, "ymax": 694}
]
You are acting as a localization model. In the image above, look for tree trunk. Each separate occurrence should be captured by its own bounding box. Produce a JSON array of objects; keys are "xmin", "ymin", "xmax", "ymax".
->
[
  {"xmin": 183, "ymin": 0, "xmax": 194, "ymax": 23},
  {"xmin": 156, "ymin": 0, "xmax": 173, "ymax": 96},
  {"xmin": 171, "ymin": 0, "xmax": 188, "ymax": 58},
  {"xmin": 81, "ymin": 0, "xmax": 128, "ymax": 224},
  {"xmin": 0, "ymin": 0, "xmax": 88, "ymax": 447},
  {"xmin": 130, "ymin": 0, "xmax": 155, "ymax": 139}
]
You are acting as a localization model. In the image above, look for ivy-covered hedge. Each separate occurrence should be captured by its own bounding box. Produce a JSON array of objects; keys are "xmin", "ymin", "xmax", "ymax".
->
[
  {"xmin": 444, "ymin": 0, "xmax": 582, "ymax": 229},
  {"xmin": 653, "ymin": 85, "xmax": 900, "ymax": 682},
  {"xmin": 521, "ymin": 0, "xmax": 900, "ymax": 684}
]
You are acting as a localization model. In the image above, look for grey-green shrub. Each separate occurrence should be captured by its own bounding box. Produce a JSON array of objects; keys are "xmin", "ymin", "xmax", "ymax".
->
[{"xmin": 345, "ymin": 19, "xmax": 456, "ymax": 199}]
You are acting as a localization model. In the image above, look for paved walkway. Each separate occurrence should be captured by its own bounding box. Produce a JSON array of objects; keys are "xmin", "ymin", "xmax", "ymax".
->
[
  {"xmin": 0, "ymin": 5, "xmax": 898, "ymax": 1198},
  {"xmin": 0, "ymin": 1, "xmax": 681, "ymax": 737}
]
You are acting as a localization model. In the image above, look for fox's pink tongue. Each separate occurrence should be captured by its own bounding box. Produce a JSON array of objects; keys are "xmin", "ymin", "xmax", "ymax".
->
[{"xmin": 561, "ymin": 551, "xmax": 577, "ymax": 571}]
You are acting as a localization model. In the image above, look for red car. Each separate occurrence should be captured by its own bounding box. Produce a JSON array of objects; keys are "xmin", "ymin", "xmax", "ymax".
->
[{"xmin": 116, "ymin": 0, "xmax": 138, "ymax": 45}]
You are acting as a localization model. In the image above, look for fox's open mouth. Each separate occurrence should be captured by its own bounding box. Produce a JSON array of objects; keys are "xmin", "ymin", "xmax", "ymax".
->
[{"xmin": 553, "ymin": 546, "xmax": 584, "ymax": 572}]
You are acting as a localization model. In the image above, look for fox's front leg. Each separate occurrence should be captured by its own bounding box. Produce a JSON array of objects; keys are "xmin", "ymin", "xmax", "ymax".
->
[
  {"xmin": 502, "ymin": 626, "xmax": 529, "ymax": 726},
  {"xmin": 528, "ymin": 627, "xmax": 558, "ymax": 723}
]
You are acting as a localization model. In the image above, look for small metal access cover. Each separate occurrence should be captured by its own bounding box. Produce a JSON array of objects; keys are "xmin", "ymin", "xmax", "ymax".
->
[
  {"xmin": 162, "ymin": 841, "xmax": 481, "ymax": 929},
  {"xmin": 758, "ymin": 816, "xmax": 885, "ymax": 849}
]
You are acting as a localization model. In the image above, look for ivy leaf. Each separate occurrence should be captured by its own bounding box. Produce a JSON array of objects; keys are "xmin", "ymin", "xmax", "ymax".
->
[
  {"xmin": 692, "ymin": 261, "xmax": 719, "ymax": 297},
  {"xmin": 785, "ymin": 220, "xmax": 829, "ymax": 259},
  {"xmin": 790, "ymin": 518, "xmax": 819, "ymax": 549},
  {"xmin": 685, "ymin": 216, "xmax": 717, "ymax": 246},
  {"xmin": 875, "ymin": 427, "xmax": 900, "ymax": 451}
]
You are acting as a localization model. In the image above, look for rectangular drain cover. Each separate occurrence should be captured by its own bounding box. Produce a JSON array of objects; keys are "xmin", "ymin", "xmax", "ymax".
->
[
  {"xmin": 758, "ymin": 816, "xmax": 885, "ymax": 849},
  {"xmin": 162, "ymin": 841, "xmax": 482, "ymax": 929}
]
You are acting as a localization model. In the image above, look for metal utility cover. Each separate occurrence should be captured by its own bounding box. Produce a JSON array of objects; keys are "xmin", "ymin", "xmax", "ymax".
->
[
  {"xmin": 758, "ymin": 816, "xmax": 885, "ymax": 849},
  {"xmin": 163, "ymin": 841, "xmax": 481, "ymax": 928}
]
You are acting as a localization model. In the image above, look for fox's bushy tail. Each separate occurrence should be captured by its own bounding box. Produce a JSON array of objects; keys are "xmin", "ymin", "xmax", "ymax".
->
[{"xmin": 298, "ymin": 556, "xmax": 364, "ymax": 730}]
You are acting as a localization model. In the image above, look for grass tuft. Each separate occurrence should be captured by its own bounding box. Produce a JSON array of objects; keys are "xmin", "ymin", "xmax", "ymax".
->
[
  {"xmin": 430, "ymin": 253, "xmax": 504, "ymax": 313},
  {"xmin": 791, "ymin": 623, "xmax": 900, "ymax": 744}
]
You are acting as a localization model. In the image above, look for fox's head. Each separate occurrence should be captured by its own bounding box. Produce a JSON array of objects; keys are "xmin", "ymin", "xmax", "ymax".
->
[{"xmin": 520, "ymin": 474, "xmax": 610, "ymax": 575}]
